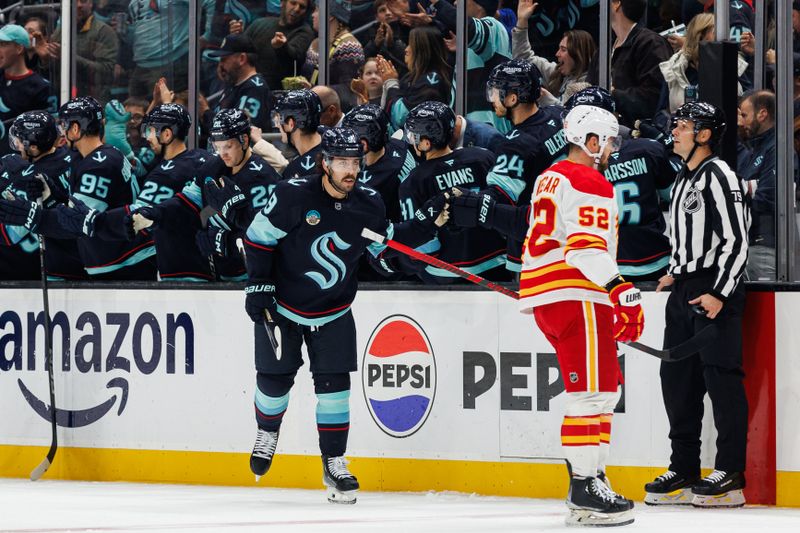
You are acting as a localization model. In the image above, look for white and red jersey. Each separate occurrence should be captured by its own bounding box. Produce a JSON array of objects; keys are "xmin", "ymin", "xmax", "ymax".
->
[{"xmin": 519, "ymin": 159, "xmax": 619, "ymax": 312}]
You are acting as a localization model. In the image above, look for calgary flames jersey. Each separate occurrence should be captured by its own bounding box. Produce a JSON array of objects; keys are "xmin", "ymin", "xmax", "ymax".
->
[{"xmin": 519, "ymin": 159, "xmax": 619, "ymax": 311}]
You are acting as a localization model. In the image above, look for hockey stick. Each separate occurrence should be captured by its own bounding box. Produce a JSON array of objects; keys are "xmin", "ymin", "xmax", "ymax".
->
[
  {"xmin": 235, "ymin": 238, "xmax": 280, "ymax": 353},
  {"xmin": 361, "ymin": 228, "xmax": 521, "ymax": 300},
  {"xmin": 361, "ymin": 228, "xmax": 716, "ymax": 362},
  {"xmin": 30, "ymin": 202, "xmax": 57, "ymax": 481}
]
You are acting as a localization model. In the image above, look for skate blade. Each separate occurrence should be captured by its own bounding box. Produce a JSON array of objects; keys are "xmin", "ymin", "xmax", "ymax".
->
[
  {"xmin": 566, "ymin": 509, "xmax": 634, "ymax": 527},
  {"xmin": 326, "ymin": 488, "xmax": 357, "ymax": 504},
  {"xmin": 254, "ymin": 475, "xmax": 261, "ymax": 483},
  {"xmin": 691, "ymin": 490, "xmax": 745, "ymax": 508},
  {"xmin": 644, "ymin": 488, "xmax": 694, "ymax": 506}
]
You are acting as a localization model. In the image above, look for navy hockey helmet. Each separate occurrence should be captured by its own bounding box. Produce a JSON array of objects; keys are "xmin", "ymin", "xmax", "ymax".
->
[
  {"xmin": 321, "ymin": 126, "xmax": 364, "ymax": 160},
  {"xmin": 342, "ymin": 104, "xmax": 389, "ymax": 153},
  {"xmin": 57, "ymin": 96, "xmax": 104, "ymax": 136},
  {"xmin": 210, "ymin": 108, "xmax": 251, "ymax": 142},
  {"xmin": 486, "ymin": 59, "xmax": 543, "ymax": 104},
  {"xmin": 8, "ymin": 111, "xmax": 58, "ymax": 153},
  {"xmin": 405, "ymin": 101, "xmax": 456, "ymax": 150},
  {"xmin": 671, "ymin": 101, "xmax": 726, "ymax": 146},
  {"xmin": 563, "ymin": 86, "xmax": 616, "ymax": 116},
  {"xmin": 272, "ymin": 89, "xmax": 323, "ymax": 133},
  {"xmin": 142, "ymin": 103, "xmax": 192, "ymax": 141}
]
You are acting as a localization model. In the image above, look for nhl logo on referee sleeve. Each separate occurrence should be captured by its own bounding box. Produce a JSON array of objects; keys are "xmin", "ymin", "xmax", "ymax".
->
[
  {"xmin": 569, "ymin": 372, "xmax": 579, "ymax": 383},
  {"xmin": 305, "ymin": 210, "xmax": 321, "ymax": 225},
  {"xmin": 681, "ymin": 187, "xmax": 703, "ymax": 213}
]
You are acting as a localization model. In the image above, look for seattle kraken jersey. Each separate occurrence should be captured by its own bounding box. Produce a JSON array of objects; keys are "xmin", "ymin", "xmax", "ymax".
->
[
  {"xmin": 245, "ymin": 175, "xmax": 411, "ymax": 326},
  {"xmin": 0, "ymin": 70, "xmax": 54, "ymax": 156},
  {"xmin": 604, "ymin": 138, "xmax": 678, "ymax": 278},
  {"xmin": 487, "ymin": 105, "xmax": 567, "ymax": 270},
  {"xmin": 359, "ymin": 139, "xmax": 417, "ymax": 222},
  {"xmin": 129, "ymin": 148, "xmax": 213, "ymax": 281},
  {"xmin": 0, "ymin": 154, "xmax": 39, "ymax": 279},
  {"xmin": 216, "ymin": 73, "xmax": 273, "ymax": 133},
  {"xmin": 399, "ymin": 147, "xmax": 506, "ymax": 283},
  {"xmin": 70, "ymin": 144, "xmax": 155, "ymax": 277},
  {"xmin": 282, "ymin": 144, "xmax": 322, "ymax": 180}
]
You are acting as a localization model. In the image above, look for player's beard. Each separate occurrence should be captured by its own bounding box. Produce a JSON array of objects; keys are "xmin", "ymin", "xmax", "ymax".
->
[{"xmin": 492, "ymin": 101, "xmax": 507, "ymax": 118}]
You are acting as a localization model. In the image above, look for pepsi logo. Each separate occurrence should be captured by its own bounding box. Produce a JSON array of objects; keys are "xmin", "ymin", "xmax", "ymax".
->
[{"xmin": 362, "ymin": 315, "xmax": 436, "ymax": 438}]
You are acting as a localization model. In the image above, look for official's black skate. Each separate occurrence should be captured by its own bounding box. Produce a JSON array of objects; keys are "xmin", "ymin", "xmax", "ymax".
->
[
  {"xmin": 691, "ymin": 470, "xmax": 746, "ymax": 508},
  {"xmin": 566, "ymin": 476, "xmax": 634, "ymax": 527},
  {"xmin": 644, "ymin": 470, "xmax": 698, "ymax": 506},
  {"xmin": 322, "ymin": 455, "xmax": 359, "ymax": 504},
  {"xmin": 250, "ymin": 428, "xmax": 279, "ymax": 481}
]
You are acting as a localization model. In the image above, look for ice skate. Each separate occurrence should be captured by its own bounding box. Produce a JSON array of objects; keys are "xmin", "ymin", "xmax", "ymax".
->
[
  {"xmin": 566, "ymin": 476, "xmax": 634, "ymax": 527},
  {"xmin": 250, "ymin": 428, "xmax": 279, "ymax": 481},
  {"xmin": 691, "ymin": 470, "xmax": 746, "ymax": 508},
  {"xmin": 644, "ymin": 470, "xmax": 698, "ymax": 505},
  {"xmin": 322, "ymin": 455, "xmax": 359, "ymax": 504}
]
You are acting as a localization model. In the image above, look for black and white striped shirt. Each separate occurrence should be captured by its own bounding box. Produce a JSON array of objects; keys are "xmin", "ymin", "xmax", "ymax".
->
[{"xmin": 668, "ymin": 156, "xmax": 750, "ymax": 300}]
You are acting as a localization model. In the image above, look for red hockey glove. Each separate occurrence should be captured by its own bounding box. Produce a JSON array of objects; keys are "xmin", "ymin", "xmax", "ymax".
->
[{"xmin": 608, "ymin": 280, "xmax": 644, "ymax": 342}]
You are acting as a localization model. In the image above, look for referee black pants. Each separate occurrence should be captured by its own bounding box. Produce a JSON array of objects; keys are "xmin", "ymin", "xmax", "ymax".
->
[{"xmin": 660, "ymin": 274, "xmax": 748, "ymax": 476}]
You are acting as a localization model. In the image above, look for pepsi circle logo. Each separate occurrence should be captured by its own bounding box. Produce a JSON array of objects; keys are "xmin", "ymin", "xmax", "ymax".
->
[{"xmin": 362, "ymin": 315, "xmax": 436, "ymax": 438}]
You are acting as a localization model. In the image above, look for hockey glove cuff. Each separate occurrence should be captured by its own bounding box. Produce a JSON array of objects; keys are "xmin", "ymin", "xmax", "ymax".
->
[
  {"xmin": 244, "ymin": 282, "xmax": 278, "ymax": 323},
  {"xmin": 0, "ymin": 193, "xmax": 42, "ymax": 232},
  {"xmin": 55, "ymin": 196, "xmax": 99, "ymax": 237},
  {"xmin": 204, "ymin": 177, "xmax": 247, "ymax": 219},
  {"xmin": 195, "ymin": 226, "xmax": 232, "ymax": 257},
  {"xmin": 451, "ymin": 189, "xmax": 496, "ymax": 229},
  {"xmin": 413, "ymin": 192, "xmax": 448, "ymax": 232},
  {"xmin": 608, "ymin": 279, "xmax": 644, "ymax": 343}
]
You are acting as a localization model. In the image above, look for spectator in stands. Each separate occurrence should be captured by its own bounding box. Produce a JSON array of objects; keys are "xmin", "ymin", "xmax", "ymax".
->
[
  {"xmin": 590, "ymin": 0, "xmax": 671, "ymax": 128},
  {"xmin": 302, "ymin": 0, "xmax": 366, "ymax": 87},
  {"xmin": 739, "ymin": 90, "xmax": 776, "ymax": 281},
  {"xmin": 362, "ymin": 0, "xmax": 408, "ymax": 76},
  {"xmin": 232, "ymin": 0, "xmax": 314, "ymax": 90},
  {"xmin": 35, "ymin": 0, "xmax": 119, "ymax": 103},
  {"xmin": 313, "ymin": 85, "xmax": 344, "ymax": 127},
  {"xmin": 125, "ymin": 0, "xmax": 191, "ymax": 99},
  {"xmin": 513, "ymin": 0, "xmax": 595, "ymax": 106},
  {"xmin": 378, "ymin": 25, "xmax": 453, "ymax": 129},
  {"xmin": 0, "ymin": 25, "xmax": 52, "ymax": 156},
  {"xmin": 658, "ymin": 13, "xmax": 748, "ymax": 115},
  {"xmin": 352, "ymin": 58, "xmax": 384, "ymax": 106},
  {"xmin": 21, "ymin": 14, "xmax": 51, "ymax": 76}
]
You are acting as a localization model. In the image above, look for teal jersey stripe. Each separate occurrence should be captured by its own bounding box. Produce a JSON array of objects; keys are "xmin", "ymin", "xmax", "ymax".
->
[
  {"xmin": 276, "ymin": 304, "xmax": 350, "ymax": 327},
  {"xmin": 86, "ymin": 245, "xmax": 156, "ymax": 275},
  {"xmin": 619, "ymin": 256, "xmax": 670, "ymax": 277}
]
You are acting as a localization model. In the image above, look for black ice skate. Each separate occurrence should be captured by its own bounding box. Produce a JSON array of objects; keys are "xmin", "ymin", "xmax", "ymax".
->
[
  {"xmin": 691, "ymin": 470, "xmax": 746, "ymax": 508},
  {"xmin": 322, "ymin": 455, "xmax": 359, "ymax": 504},
  {"xmin": 566, "ymin": 476, "xmax": 634, "ymax": 527},
  {"xmin": 250, "ymin": 428, "xmax": 279, "ymax": 482},
  {"xmin": 644, "ymin": 470, "xmax": 698, "ymax": 505}
]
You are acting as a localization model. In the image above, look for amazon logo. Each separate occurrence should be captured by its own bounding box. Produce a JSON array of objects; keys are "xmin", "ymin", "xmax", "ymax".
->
[{"xmin": 1, "ymin": 311, "xmax": 194, "ymax": 428}]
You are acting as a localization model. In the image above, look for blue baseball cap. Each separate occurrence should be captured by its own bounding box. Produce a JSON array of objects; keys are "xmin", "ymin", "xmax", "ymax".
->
[{"xmin": 0, "ymin": 24, "xmax": 30, "ymax": 47}]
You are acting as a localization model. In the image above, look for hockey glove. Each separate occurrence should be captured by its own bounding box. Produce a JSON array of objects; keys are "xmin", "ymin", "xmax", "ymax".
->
[
  {"xmin": 412, "ymin": 192, "xmax": 449, "ymax": 232},
  {"xmin": 104, "ymin": 100, "xmax": 135, "ymax": 159},
  {"xmin": 244, "ymin": 282, "xmax": 278, "ymax": 323},
  {"xmin": 450, "ymin": 189, "xmax": 496, "ymax": 229},
  {"xmin": 0, "ymin": 192, "xmax": 41, "ymax": 232},
  {"xmin": 55, "ymin": 196, "xmax": 99, "ymax": 237},
  {"xmin": 195, "ymin": 226, "xmax": 231, "ymax": 257},
  {"xmin": 204, "ymin": 177, "xmax": 247, "ymax": 219},
  {"xmin": 607, "ymin": 279, "xmax": 645, "ymax": 343}
]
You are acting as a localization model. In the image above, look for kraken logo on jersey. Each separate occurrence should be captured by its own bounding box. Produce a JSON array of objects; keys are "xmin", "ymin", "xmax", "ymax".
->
[
  {"xmin": 161, "ymin": 160, "xmax": 175, "ymax": 171},
  {"xmin": 249, "ymin": 161, "xmax": 264, "ymax": 171},
  {"xmin": 306, "ymin": 231, "xmax": 352, "ymax": 289},
  {"xmin": 359, "ymin": 170, "xmax": 373, "ymax": 183},
  {"xmin": 300, "ymin": 155, "xmax": 315, "ymax": 171},
  {"xmin": 426, "ymin": 73, "xmax": 440, "ymax": 85}
]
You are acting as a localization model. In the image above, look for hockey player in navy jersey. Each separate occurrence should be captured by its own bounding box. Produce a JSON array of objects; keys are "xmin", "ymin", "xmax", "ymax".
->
[
  {"xmin": 0, "ymin": 112, "xmax": 84, "ymax": 280},
  {"xmin": 274, "ymin": 89, "xmax": 324, "ymax": 180},
  {"xmin": 400, "ymin": 101, "xmax": 507, "ymax": 284},
  {"xmin": 133, "ymin": 109, "xmax": 281, "ymax": 281},
  {"xmin": 0, "ymin": 98, "xmax": 156, "ymax": 280},
  {"xmin": 208, "ymin": 34, "xmax": 274, "ymax": 133},
  {"xmin": 484, "ymin": 59, "xmax": 568, "ymax": 272},
  {"xmin": 242, "ymin": 126, "xmax": 449, "ymax": 504},
  {"xmin": 0, "ymin": 150, "xmax": 41, "ymax": 279}
]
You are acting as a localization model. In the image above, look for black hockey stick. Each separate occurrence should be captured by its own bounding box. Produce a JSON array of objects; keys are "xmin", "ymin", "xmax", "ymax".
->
[
  {"xmin": 236, "ymin": 238, "xmax": 280, "ymax": 353},
  {"xmin": 30, "ymin": 205, "xmax": 57, "ymax": 481},
  {"xmin": 361, "ymin": 228, "xmax": 716, "ymax": 362}
]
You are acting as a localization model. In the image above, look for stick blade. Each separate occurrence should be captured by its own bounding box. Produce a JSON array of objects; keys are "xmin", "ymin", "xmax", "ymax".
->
[{"xmin": 30, "ymin": 457, "xmax": 51, "ymax": 481}]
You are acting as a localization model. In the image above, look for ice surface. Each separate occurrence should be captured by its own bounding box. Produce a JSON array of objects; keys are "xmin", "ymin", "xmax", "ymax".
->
[{"xmin": 1, "ymin": 479, "xmax": 798, "ymax": 532}]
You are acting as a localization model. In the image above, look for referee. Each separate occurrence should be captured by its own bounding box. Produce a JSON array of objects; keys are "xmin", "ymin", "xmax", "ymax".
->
[{"xmin": 643, "ymin": 102, "xmax": 750, "ymax": 508}]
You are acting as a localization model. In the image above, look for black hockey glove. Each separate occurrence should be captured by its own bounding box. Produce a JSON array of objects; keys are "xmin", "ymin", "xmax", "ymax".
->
[
  {"xmin": 244, "ymin": 282, "xmax": 278, "ymax": 323},
  {"xmin": 55, "ymin": 196, "xmax": 99, "ymax": 237},
  {"xmin": 451, "ymin": 189, "xmax": 495, "ymax": 229},
  {"xmin": 0, "ymin": 193, "xmax": 42, "ymax": 232},
  {"xmin": 204, "ymin": 177, "xmax": 247, "ymax": 219},
  {"xmin": 412, "ymin": 192, "xmax": 449, "ymax": 232},
  {"xmin": 195, "ymin": 226, "xmax": 231, "ymax": 257}
]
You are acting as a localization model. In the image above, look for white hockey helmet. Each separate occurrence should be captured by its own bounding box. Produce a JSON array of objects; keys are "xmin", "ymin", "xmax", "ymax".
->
[{"xmin": 563, "ymin": 105, "xmax": 620, "ymax": 159}]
